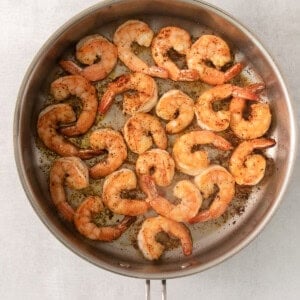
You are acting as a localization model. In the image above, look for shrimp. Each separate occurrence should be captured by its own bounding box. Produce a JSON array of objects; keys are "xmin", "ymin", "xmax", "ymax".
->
[
  {"xmin": 189, "ymin": 165, "xmax": 235, "ymax": 223},
  {"xmin": 151, "ymin": 26, "xmax": 199, "ymax": 81},
  {"xmin": 229, "ymin": 83, "xmax": 272, "ymax": 139},
  {"xmin": 59, "ymin": 34, "xmax": 117, "ymax": 82},
  {"xmin": 156, "ymin": 90, "xmax": 194, "ymax": 134},
  {"xmin": 187, "ymin": 35, "xmax": 244, "ymax": 85},
  {"xmin": 172, "ymin": 130, "xmax": 232, "ymax": 176},
  {"xmin": 140, "ymin": 176, "xmax": 202, "ymax": 222},
  {"xmin": 50, "ymin": 75, "xmax": 98, "ymax": 136},
  {"xmin": 49, "ymin": 157, "xmax": 89, "ymax": 222},
  {"xmin": 194, "ymin": 84, "xmax": 259, "ymax": 132},
  {"xmin": 98, "ymin": 72, "xmax": 158, "ymax": 115},
  {"xmin": 89, "ymin": 129, "xmax": 127, "ymax": 179},
  {"xmin": 74, "ymin": 196, "xmax": 136, "ymax": 241},
  {"xmin": 136, "ymin": 149, "xmax": 175, "ymax": 187},
  {"xmin": 123, "ymin": 113, "xmax": 167, "ymax": 154},
  {"xmin": 102, "ymin": 169, "xmax": 150, "ymax": 216},
  {"xmin": 229, "ymin": 138, "xmax": 276, "ymax": 185},
  {"xmin": 37, "ymin": 104, "xmax": 101, "ymax": 159},
  {"xmin": 137, "ymin": 216, "xmax": 192, "ymax": 260},
  {"xmin": 113, "ymin": 20, "xmax": 168, "ymax": 78}
]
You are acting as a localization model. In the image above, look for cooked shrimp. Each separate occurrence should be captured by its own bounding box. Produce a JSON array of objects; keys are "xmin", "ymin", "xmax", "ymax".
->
[
  {"xmin": 229, "ymin": 138, "xmax": 276, "ymax": 185},
  {"xmin": 137, "ymin": 216, "xmax": 192, "ymax": 260},
  {"xmin": 136, "ymin": 149, "xmax": 175, "ymax": 187},
  {"xmin": 102, "ymin": 169, "xmax": 150, "ymax": 216},
  {"xmin": 172, "ymin": 130, "xmax": 232, "ymax": 176},
  {"xmin": 151, "ymin": 26, "xmax": 199, "ymax": 81},
  {"xmin": 37, "ymin": 104, "xmax": 101, "ymax": 159},
  {"xmin": 156, "ymin": 90, "xmax": 194, "ymax": 134},
  {"xmin": 113, "ymin": 20, "xmax": 168, "ymax": 78},
  {"xmin": 49, "ymin": 157, "xmax": 89, "ymax": 222},
  {"xmin": 89, "ymin": 129, "xmax": 127, "ymax": 179},
  {"xmin": 50, "ymin": 75, "xmax": 98, "ymax": 136},
  {"xmin": 59, "ymin": 34, "xmax": 117, "ymax": 81},
  {"xmin": 140, "ymin": 176, "xmax": 202, "ymax": 222},
  {"xmin": 195, "ymin": 84, "xmax": 259, "ymax": 132},
  {"xmin": 189, "ymin": 165, "xmax": 235, "ymax": 223},
  {"xmin": 187, "ymin": 35, "xmax": 244, "ymax": 85},
  {"xmin": 98, "ymin": 72, "xmax": 158, "ymax": 115},
  {"xmin": 229, "ymin": 83, "xmax": 271, "ymax": 140},
  {"xmin": 74, "ymin": 196, "xmax": 136, "ymax": 241},
  {"xmin": 124, "ymin": 113, "xmax": 167, "ymax": 154}
]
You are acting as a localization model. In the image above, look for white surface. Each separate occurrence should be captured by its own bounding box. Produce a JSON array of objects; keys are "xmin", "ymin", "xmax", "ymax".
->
[{"xmin": 1, "ymin": 0, "xmax": 299, "ymax": 299}]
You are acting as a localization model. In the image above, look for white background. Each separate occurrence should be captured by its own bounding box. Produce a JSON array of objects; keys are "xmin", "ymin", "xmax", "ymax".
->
[{"xmin": 1, "ymin": 0, "xmax": 299, "ymax": 299}]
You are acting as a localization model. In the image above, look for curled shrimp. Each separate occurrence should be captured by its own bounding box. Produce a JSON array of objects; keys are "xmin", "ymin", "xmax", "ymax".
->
[
  {"xmin": 74, "ymin": 196, "xmax": 136, "ymax": 241},
  {"xmin": 229, "ymin": 138, "xmax": 276, "ymax": 185},
  {"xmin": 187, "ymin": 35, "xmax": 243, "ymax": 85},
  {"xmin": 89, "ymin": 129, "xmax": 127, "ymax": 179},
  {"xmin": 195, "ymin": 84, "xmax": 259, "ymax": 132},
  {"xmin": 50, "ymin": 75, "xmax": 98, "ymax": 136},
  {"xmin": 136, "ymin": 149, "xmax": 175, "ymax": 187},
  {"xmin": 156, "ymin": 89, "xmax": 194, "ymax": 134},
  {"xmin": 229, "ymin": 83, "xmax": 271, "ymax": 139},
  {"xmin": 173, "ymin": 130, "xmax": 232, "ymax": 176},
  {"xmin": 151, "ymin": 26, "xmax": 199, "ymax": 81},
  {"xmin": 98, "ymin": 72, "xmax": 158, "ymax": 115},
  {"xmin": 59, "ymin": 34, "xmax": 117, "ymax": 81},
  {"xmin": 49, "ymin": 157, "xmax": 89, "ymax": 222},
  {"xmin": 140, "ymin": 176, "xmax": 202, "ymax": 222},
  {"xmin": 102, "ymin": 169, "xmax": 150, "ymax": 216},
  {"xmin": 137, "ymin": 216, "xmax": 192, "ymax": 260},
  {"xmin": 37, "ymin": 104, "xmax": 101, "ymax": 159},
  {"xmin": 189, "ymin": 165, "xmax": 235, "ymax": 223},
  {"xmin": 123, "ymin": 113, "xmax": 167, "ymax": 154},
  {"xmin": 113, "ymin": 20, "xmax": 168, "ymax": 78}
]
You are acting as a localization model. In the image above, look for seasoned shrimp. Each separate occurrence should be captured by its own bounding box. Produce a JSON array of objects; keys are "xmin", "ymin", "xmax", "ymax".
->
[
  {"xmin": 229, "ymin": 82, "xmax": 271, "ymax": 139},
  {"xmin": 151, "ymin": 26, "xmax": 199, "ymax": 81},
  {"xmin": 195, "ymin": 84, "xmax": 259, "ymax": 132},
  {"xmin": 102, "ymin": 169, "xmax": 150, "ymax": 216},
  {"xmin": 136, "ymin": 149, "xmax": 175, "ymax": 187},
  {"xmin": 187, "ymin": 35, "xmax": 243, "ymax": 85},
  {"xmin": 113, "ymin": 20, "xmax": 168, "ymax": 78},
  {"xmin": 49, "ymin": 157, "xmax": 89, "ymax": 222},
  {"xmin": 37, "ymin": 104, "xmax": 101, "ymax": 159},
  {"xmin": 141, "ymin": 176, "xmax": 202, "ymax": 222},
  {"xmin": 124, "ymin": 113, "xmax": 167, "ymax": 154},
  {"xmin": 137, "ymin": 216, "xmax": 192, "ymax": 260},
  {"xmin": 59, "ymin": 34, "xmax": 117, "ymax": 82},
  {"xmin": 74, "ymin": 196, "xmax": 136, "ymax": 241},
  {"xmin": 189, "ymin": 165, "xmax": 235, "ymax": 223},
  {"xmin": 173, "ymin": 130, "xmax": 232, "ymax": 176},
  {"xmin": 156, "ymin": 90, "xmax": 194, "ymax": 134},
  {"xmin": 98, "ymin": 72, "xmax": 158, "ymax": 115},
  {"xmin": 89, "ymin": 129, "xmax": 127, "ymax": 179},
  {"xmin": 229, "ymin": 138, "xmax": 276, "ymax": 185},
  {"xmin": 50, "ymin": 75, "xmax": 98, "ymax": 136}
]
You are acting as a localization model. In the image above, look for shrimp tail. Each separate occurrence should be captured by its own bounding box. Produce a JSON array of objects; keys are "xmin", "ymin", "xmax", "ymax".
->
[
  {"xmin": 139, "ymin": 175, "xmax": 158, "ymax": 200},
  {"xmin": 78, "ymin": 149, "xmax": 104, "ymax": 160},
  {"xmin": 59, "ymin": 60, "xmax": 83, "ymax": 76},
  {"xmin": 189, "ymin": 211, "xmax": 211, "ymax": 224},
  {"xmin": 252, "ymin": 138, "xmax": 276, "ymax": 149},
  {"xmin": 98, "ymin": 89, "xmax": 115, "ymax": 114},
  {"xmin": 224, "ymin": 62, "xmax": 244, "ymax": 82},
  {"xmin": 118, "ymin": 216, "xmax": 137, "ymax": 232},
  {"xmin": 245, "ymin": 82, "xmax": 266, "ymax": 94},
  {"xmin": 57, "ymin": 202, "xmax": 75, "ymax": 222},
  {"xmin": 232, "ymin": 86, "xmax": 259, "ymax": 101}
]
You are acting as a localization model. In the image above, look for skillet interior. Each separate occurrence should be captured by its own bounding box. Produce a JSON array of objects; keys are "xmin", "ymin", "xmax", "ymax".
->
[{"xmin": 14, "ymin": 0, "xmax": 296, "ymax": 279}]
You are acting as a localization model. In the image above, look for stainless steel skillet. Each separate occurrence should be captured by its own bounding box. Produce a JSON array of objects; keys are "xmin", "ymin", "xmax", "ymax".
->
[{"xmin": 14, "ymin": 0, "xmax": 297, "ymax": 298}]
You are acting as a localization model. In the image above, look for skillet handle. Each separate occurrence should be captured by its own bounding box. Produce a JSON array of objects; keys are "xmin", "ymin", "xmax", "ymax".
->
[{"xmin": 145, "ymin": 279, "xmax": 167, "ymax": 300}]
